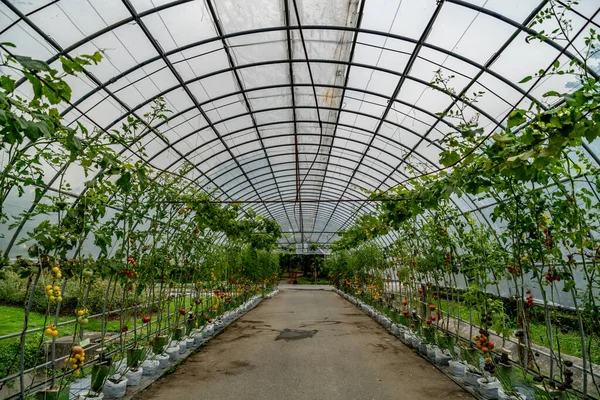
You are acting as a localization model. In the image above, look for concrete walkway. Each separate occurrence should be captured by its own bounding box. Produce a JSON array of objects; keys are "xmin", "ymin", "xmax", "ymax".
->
[{"xmin": 134, "ymin": 286, "xmax": 472, "ymax": 400}]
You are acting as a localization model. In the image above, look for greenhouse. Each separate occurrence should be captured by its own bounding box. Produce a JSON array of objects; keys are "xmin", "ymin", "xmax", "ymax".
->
[{"xmin": 0, "ymin": 0, "xmax": 599, "ymax": 398}]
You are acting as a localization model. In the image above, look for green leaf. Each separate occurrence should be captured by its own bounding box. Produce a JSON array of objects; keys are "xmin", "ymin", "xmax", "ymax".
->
[
  {"xmin": 439, "ymin": 150, "xmax": 461, "ymax": 168},
  {"xmin": 24, "ymin": 121, "xmax": 50, "ymax": 141},
  {"xmin": 519, "ymin": 76, "xmax": 533, "ymax": 83},
  {"xmin": 13, "ymin": 55, "xmax": 50, "ymax": 72},
  {"xmin": 0, "ymin": 76, "xmax": 15, "ymax": 93},
  {"xmin": 507, "ymin": 109, "xmax": 527, "ymax": 129},
  {"xmin": 116, "ymin": 171, "xmax": 132, "ymax": 193},
  {"xmin": 24, "ymin": 72, "xmax": 43, "ymax": 99}
]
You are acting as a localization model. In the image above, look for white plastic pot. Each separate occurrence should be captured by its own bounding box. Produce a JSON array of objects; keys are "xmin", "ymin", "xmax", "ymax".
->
[
  {"xmin": 418, "ymin": 342, "xmax": 428, "ymax": 355},
  {"xmin": 448, "ymin": 360, "xmax": 466, "ymax": 376},
  {"xmin": 426, "ymin": 344, "xmax": 437, "ymax": 360},
  {"xmin": 410, "ymin": 336, "xmax": 421, "ymax": 348},
  {"xmin": 103, "ymin": 377, "xmax": 128, "ymax": 398},
  {"xmin": 141, "ymin": 360, "xmax": 159, "ymax": 375},
  {"xmin": 498, "ymin": 389, "xmax": 527, "ymax": 400},
  {"xmin": 77, "ymin": 392, "xmax": 104, "ymax": 400},
  {"xmin": 166, "ymin": 346, "xmax": 180, "ymax": 361},
  {"xmin": 478, "ymin": 377, "xmax": 501, "ymax": 399},
  {"xmin": 465, "ymin": 369, "xmax": 483, "ymax": 386},
  {"xmin": 178, "ymin": 341, "xmax": 187, "ymax": 354},
  {"xmin": 126, "ymin": 368, "xmax": 143, "ymax": 386},
  {"xmin": 155, "ymin": 353, "xmax": 170, "ymax": 368},
  {"xmin": 194, "ymin": 331, "xmax": 204, "ymax": 344},
  {"xmin": 185, "ymin": 337, "xmax": 194, "ymax": 348},
  {"xmin": 435, "ymin": 348, "xmax": 452, "ymax": 366}
]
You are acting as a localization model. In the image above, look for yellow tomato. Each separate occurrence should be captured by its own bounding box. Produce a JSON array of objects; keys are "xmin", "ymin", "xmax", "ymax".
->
[
  {"xmin": 51, "ymin": 267, "xmax": 60, "ymax": 274},
  {"xmin": 45, "ymin": 285, "xmax": 52, "ymax": 291},
  {"xmin": 77, "ymin": 310, "xmax": 85, "ymax": 316},
  {"xmin": 51, "ymin": 330, "xmax": 59, "ymax": 337},
  {"xmin": 44, "ymin": 328, "xmax": 53, "ymax": 336},
  {"xmin": 53, "ymin": 286, "xmax": 60, "ymax": 291},
  {"xmin": 48, "ymin": 296, "xmax": 55, "ymax": 302}
]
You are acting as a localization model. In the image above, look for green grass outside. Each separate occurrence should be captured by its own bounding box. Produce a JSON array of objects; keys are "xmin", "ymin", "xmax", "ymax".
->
[
  {"xmin": 418, "ymin": 300, "xmax": 600, "ymax": 363},
  {"xmin": 0, "ymin": 293, "xmax": 242, "ymax": 339},
  {"xmin": 296, "ymin": 276, "xmax": 330, "ymax": 285}
]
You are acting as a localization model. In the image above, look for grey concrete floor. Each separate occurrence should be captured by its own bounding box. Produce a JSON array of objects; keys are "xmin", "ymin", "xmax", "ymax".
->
[{"xmin": 134, "ymin": 287, "xmax": 472, "ymax": 400}]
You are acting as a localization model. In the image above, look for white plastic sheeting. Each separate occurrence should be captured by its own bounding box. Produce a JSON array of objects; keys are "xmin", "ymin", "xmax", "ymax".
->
[{"xmin": 0, "ymin": 0, "xmax": 599, "ymax": 250}]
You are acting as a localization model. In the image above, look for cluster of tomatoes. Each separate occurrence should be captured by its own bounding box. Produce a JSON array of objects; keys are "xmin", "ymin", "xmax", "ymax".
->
[
  {"xmin": 76, "ymin": 308, "xmax": 89, "ymax": 326},
  {"xmin": 120, "ymin": 269, "xmax": 138, "ymax": 278},
  {"xmin": 545, "ymin": 269, "xmax": 561, "ymax": 283},
  {"xmin": 45, "ymin": 285, "xmax": 63, "ymax": 303},
  {"xmin": 67, "ymin": 346, "xmax": 85, "ymax": 375},
  {"xmin": 473, "ymin": 330, "xmax": 495, "ymax": 354},
  {"xmin": 525, "ymin": 290, "xmax": 535, "ymax": 307},
  {"xmin": 506, "ymin": 265, "xmax": 521, "ymax": 275},
  {"xmin": 120, "ymin": 257, "xmax": 138, "ymax": 277},
  {"xmin": 44, "ymin": 324, "xmax": 59, "ymax": 337},
  {"xmin": 425, "ymin": 304, "xmax": 439, "ymax": 325},
  {"xmin": 51, "ymin": 265, "xmax": 62, "ymax": 280},
  {"xmin": 443, "ymin": 252, "xmax": 451, "ymax": 266}
]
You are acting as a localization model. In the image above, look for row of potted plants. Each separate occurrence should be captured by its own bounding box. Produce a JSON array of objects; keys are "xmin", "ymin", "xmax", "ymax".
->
[{"xmin": 0, "ymin": 45, "xmax": 283, "ymax": 400}]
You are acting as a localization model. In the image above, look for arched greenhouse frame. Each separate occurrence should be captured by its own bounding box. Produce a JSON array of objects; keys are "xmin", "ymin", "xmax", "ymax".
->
[{"xmin": 0, "ymin": 0, "xmax": 599, "ymax": 399}]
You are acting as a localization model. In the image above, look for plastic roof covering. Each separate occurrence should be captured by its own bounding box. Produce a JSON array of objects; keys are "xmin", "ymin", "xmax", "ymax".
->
[{"xmin": 1, "ymin": 0, "xmax": 600, "ymax": 253}]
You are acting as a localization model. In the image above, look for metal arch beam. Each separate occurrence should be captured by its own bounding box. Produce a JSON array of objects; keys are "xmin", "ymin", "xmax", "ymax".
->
[
  {"xmin": 254, "ymin": 204, "xmax": 355, "ymax": 228},
  {"xmin": 315, "ymin": 1, "xmax": 446, "ymax": 244},
  {"xmin": 148, "ymin": 98, "xmax": 446, "ymax": 164},
  {"xmin": 230, "ymin": 176, "xmax": 378, "ymax": 209},
  {"xmin": 257, "ymin": 204, "xmax": 353, "ymax": 230},
  {"xmin": 52, "ymin": 24, "xmax": 573, "ymax": 121},
  {"xmin": 332, "ymin": 0, "xmax": 600, "ymax": 239},
  {"xmin": 445, "ymin": 0, "xmax": 597, "ymax": 80},
  {"xmin": 118, "ymin": 0, "xmax": 287, "ymax": 233},
  {"xmin": 332, "ymin": 0, "xmax": 552, "ymax": 238},
  {"xmin": 203, "ymin": 0, "xmax": 297, "ymax": 235},
  {"xmin": 0, "ymin": 0, "xmax": 245, "ymax": 255},
  {"xmin": 283, "ymin": 0, "xmax": 304, "ymax": 242},
  {"xmin": 65, "ymin": 57, "xmax": 516, "ymax": 144},
  {"xmin": 226, "ymin": 173, "xmax": 380, "ymax": 209},
  {"xmin": 187, "ymin": 127, "xmax": 422, "ymax": 194},
  {"xmin": 5, "ymin": 1, "xmax": 598, "ymax": 245},
  {"xmin": 311, "ymin": 0, "xmax": 366, "ymax": 237},
  {"xmin": 216, "ymin": 158, "xmax": 392, "ymax": 201},
  {"xmin": 186, "ymin": 137, "xmax": 414, "ymax": 198},
  {"xmin": 233, "ymin": 188, "xmax": 375, "ymax": 236}
]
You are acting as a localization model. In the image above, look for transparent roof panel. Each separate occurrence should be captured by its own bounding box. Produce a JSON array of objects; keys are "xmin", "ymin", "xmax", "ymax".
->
[{"xmin": 1, "ymin": 0, "xmax": 599, "ymax": 251}]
